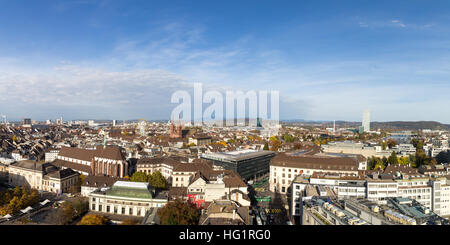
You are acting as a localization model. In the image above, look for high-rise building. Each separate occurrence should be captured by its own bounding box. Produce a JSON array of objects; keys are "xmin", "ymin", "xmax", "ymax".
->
[
  {"xmin": 362, "ymin": 110, "xmax": 370, "ymax": 132},
  {"xmin": 23, "ymin": 118, "xmax": 32, "ymax": 127}
]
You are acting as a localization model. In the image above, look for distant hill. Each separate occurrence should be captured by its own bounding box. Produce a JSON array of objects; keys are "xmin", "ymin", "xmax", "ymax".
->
[
  {"xmin": 283, "ymin": 120, "xmax": 450, "ymax": 131},
  {"xmin": 370, "ymin": 121, "xmax": 450, "ymax": 131}
]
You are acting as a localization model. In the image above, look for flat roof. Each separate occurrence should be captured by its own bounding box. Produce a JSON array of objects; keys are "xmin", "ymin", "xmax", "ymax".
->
[
  {"xmin": 202, "ymin": 150, "xmax": 275, "ymax": 162},
  {"xmin": 113, "ymin": 181, "xmax": 149, "ymax": 189}
]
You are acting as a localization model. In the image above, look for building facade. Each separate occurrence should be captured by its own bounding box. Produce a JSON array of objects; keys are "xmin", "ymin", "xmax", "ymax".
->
[
  {"xmin": 89, "ymin": 181, "xmax": 168, "ymax": 217},
  {"xmin": 201, "ymin": 150, "xmax": 276, "ymax": 180},
  {"xmin": 8, "ymin": 160, "xmax": 79, "ymax": 194},
  {"xmin": 54, "ymin": 145, "xmax": 128, "ymax": 177}
]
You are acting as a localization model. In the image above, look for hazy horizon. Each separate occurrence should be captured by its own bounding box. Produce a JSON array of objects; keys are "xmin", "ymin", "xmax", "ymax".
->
[{"xmin": 1, "ymin": 1, "xmax": 450, "ymax": 123}]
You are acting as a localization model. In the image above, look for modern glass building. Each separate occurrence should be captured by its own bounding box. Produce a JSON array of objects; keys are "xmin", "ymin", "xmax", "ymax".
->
[{"xmin": 200, "ymin": 150, "xmax": 276, "ymax": 180}]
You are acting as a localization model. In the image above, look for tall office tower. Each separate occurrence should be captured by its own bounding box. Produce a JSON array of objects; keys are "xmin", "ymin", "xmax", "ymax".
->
[
  {"xmin": 362, "ymin": 110, "xmax": 370, "ymax": 132},
  {"xmin": 23, "ymin": 118, "xmax": 32, "ymax": 126}
]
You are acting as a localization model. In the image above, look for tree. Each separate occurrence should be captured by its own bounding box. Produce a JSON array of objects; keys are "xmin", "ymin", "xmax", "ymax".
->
[
  {"xmin": 387, "ymin": 139, "xmax": 398, "ymax": 149},
  {"xmin": 157, "ymin": 199, "xmax": 199, "ymax": 225},
  {"xmin": 59, "ymin": 202, "xmax": 75, "ymax": 225},
  {"xmin": 415, "ymin": 149, "xmax": 429, "ymax": 167},
  {"xmin": 293, "ymin": 143, "xmax": 303, "ymax": 150},
  {"xmin": 436, "ymin": 151, "xmax": 450, "ymax": 164},
  {"xmin": 149, "ymin": 171, "xmax": 167, "ymax": 189},
  {"xmin": 263, "ymin": 142, "xmax": 269, "ymax": 151},
  {"xmin": 120, "ymin": 219, "xmax": 140, "ymax": 225},
  {"xmin": 9, "ymin": 196, "xmax": 21, "ymax": 213},
  {"xmin": 398, "ymin": 156, "xmax": 410, "ymax": 166},
  {"xmin": 71, "ymin": 198, "xmax": 89, "ymax": 216},
  {"xmin": 270, "ymin": 139, "xmax": 282, "ymax": 152},
  {"xmin": 77, "ymin": 214, "xmax": 109, "ymax": 225},
  {"xmin": 283, "ymin": 134, "xmax": 295, "ymax": 143},
  {"xmin": 381, "ymin": 156, "xmax": 388, "ymax": 168},
  {"xmin": 388, "ymin": 151, "xmax": 399, "ymax": 165},
  {"xmin": 130, "ymin": 171, "xmax": 149, "ymax": 182},
  {"xmin": 369, "ymin": 157, "xmax": 384, "ymax": 170},
  {"xmin": 429, "ymin": 159, "xmax": 438, "ymax": 166},
  {"xmin": 411, "ymin": 138, "xmax": 424, "ymax": 149}
]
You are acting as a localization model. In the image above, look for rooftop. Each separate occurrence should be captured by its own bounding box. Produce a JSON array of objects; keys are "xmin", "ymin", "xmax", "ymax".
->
[{"xmin": 201, "ymin": 150, "xmax": 275, "ymax": 162}]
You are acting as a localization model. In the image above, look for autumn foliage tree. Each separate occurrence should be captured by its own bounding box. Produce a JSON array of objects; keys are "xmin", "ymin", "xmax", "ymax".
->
[
  {"xmin": 77, "ymin": 214, "xmax": 109, "ymax": 225},
  {"xmin": 157, "ymin": 199, "xmax": 199, "ymax": 225},
  {"xmin": 55, "ymin": 198, "xmax": 89, "ymax": 225},
  {"xmin": 120, "ymin": 219, "xmax": 141, "ymax": 225},
  {"xmin": 0, "ymin": 187, "xmax": 39, "ymax": 216}
]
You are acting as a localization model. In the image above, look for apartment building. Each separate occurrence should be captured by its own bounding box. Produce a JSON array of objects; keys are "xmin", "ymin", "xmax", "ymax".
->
[
  {"xmin": 8, "ymin": 160, "xmax": 79, "ymax": 194},
  {"xmin": 430, "ymin": 177, "xmax": 450, "ymax": 217},
  {"xmin": 270, "ymin": 153, "xmax": 366, "ymax": 194},
  {"xmin": 321, "ymin": 141, "xmax": 392, "ymax": 158}
]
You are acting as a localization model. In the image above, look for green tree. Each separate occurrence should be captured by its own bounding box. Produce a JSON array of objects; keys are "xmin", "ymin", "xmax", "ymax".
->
[
  {"xmin": 415, "ymin": 149, "xmax": 429, "ymax": 167},
  {"xmin": 283, "ymin": 134, "xmax": 295, "ymax": 143},
  {"xmin": 436, "ymin": 151, "xmax": 450, "ymax": 164},
  {"xmin": 263, "ymin": 142, "xmax": 269, "ymax": 151},
  {"xmin": 149, "ymin": 171, "xmax": 167, "ymax": 189},
  {"xmin": 71, "ymin": 198, "xmax": 89, "ymax": 216},
  {"xmin": 157, "ymin": 199, "xmax": 199, "ymax": 225},
  {"xmin": 382, "ymin": 156, "xmax": 388, "ymax": 168},
  {"xmin": 130, "ymin": 171, "xmax": 149, "ymax": 182},
  {"xmin": 388, "ymin": 151, "xmax": 399, "ymax": 165}
]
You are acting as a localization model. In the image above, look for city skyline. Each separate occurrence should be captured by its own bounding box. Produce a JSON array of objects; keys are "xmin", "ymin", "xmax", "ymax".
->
[{"xmin": 1, "ymin": 1, "xmax": 450, "ymax": 122}]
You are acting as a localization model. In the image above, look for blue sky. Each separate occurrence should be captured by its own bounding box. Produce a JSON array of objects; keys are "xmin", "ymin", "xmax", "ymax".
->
[{"xmin": 1, "ymin": 0, "xmax": 450, "ymax": 123}]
